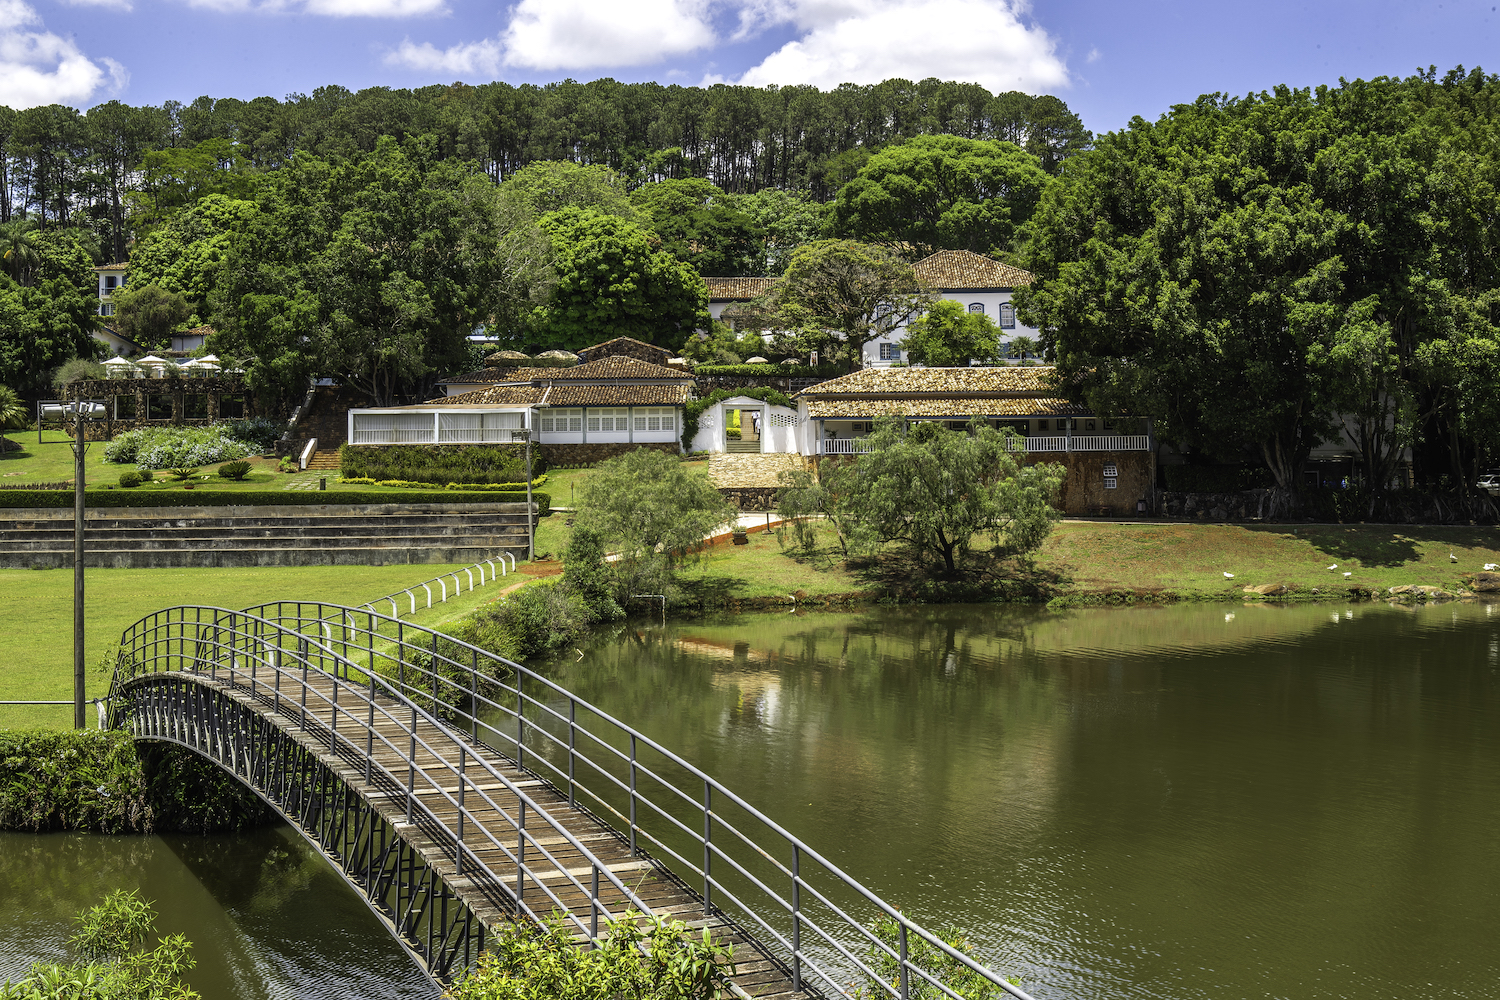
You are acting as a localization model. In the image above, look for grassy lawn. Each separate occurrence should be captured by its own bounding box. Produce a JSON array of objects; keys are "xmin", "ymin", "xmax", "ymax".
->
[
  {"xmin": 0, "ymin": 562, "xmax": 517, "ymax": 729},
  {"xmin": 1036, "ymin": 521, "xmax": 1500, "ymax": 597}
]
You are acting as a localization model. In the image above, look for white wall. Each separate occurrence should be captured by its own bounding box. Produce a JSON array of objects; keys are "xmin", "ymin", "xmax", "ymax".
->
[
  {"xmin": 866, "ymin": 289, "xmax": 1040, "ymax": 367},
  {"xmin": 691, "ymin": 398, "xmax": 799, "ymax": 453}
]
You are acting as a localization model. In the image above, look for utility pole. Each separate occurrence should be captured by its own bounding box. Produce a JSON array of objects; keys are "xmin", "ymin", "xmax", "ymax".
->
[{"xmin": 71, "ymin": 404, "xmax": 87, "ymax": 730}]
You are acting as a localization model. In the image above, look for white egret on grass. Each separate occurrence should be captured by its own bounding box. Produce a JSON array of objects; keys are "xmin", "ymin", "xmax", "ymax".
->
[
  {"xmin": 1223, "ymin": 572, "xmax": 1235, "ymax": 579},
  {"xmin": 1327, "ymin": 563, "xmax": 1338, "ymax": 570}
]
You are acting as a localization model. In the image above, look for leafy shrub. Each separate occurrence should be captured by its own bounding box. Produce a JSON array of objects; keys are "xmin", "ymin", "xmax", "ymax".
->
[
  {"xmin": 2, "ymin": 890, "xmax": 201, "ymax": 1000},
  {"xmin": 277, "ymin": 456, "xmax": 298, "ymax": 472},
  {"xmin": 137, "ymin": 468, "xmax": 153, "ymax": 482},
  {"xmin": 117, "ymin": 470, "xmax": 143, "ymax": 488},
  {"xmin": 51, "ymin": 357, "xmax": 108, "ymax": 391},
  {"xmin": 339, "ymin": 444, "xmax": 545, "ymax": 485},
  {"xmin": 341, "ymin": 476, "xmax": 547, "ymax": 491},
  {"xmin": 447, "ymin": 911, "xmax": 735, "ymax": 1000},
  {"xmin": 857, "ymin": 913, "xmax": 1014, "ymax": 1000},
  {"xmin": 218, "ymin": 417, "xmax": 286, "ymax": 452},
  {"xmin": 103, "ymin": 427, "xmax": 251, "ymax": 470},
  {"xmin": 217, "ymin": 460, "xmax": 251, "ymax": 480}
]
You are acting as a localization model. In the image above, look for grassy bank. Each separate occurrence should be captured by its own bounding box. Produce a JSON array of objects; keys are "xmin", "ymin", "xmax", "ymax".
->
[
  {"xmin": 0, "ymin": 563, "xmax": 517, "ymax": 728},
  {"xmin": 663, "ymin": 520, "xmax": 1500, "ymax": 611}
]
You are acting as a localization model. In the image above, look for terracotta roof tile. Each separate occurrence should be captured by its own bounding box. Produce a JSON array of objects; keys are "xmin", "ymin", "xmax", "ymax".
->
[
  {"xmin": 424, "ymin": 386, "xmax": 542, "ymax": 406},
  {"xmin": 804, "ymin": 397, "xmax": 1085, "ymax": 418},
  {"xmin": 576, "ymin": 337, "xmax": 673, "ymax": 364},
  {"xmin": 94, "ymin": 262, "xmax": 130, "ymax": 271},
  {"xmin": 704, "ymin": 276, "xmax": 779, "ymax": 300},
  {"xmin": 799, "ymin": 365, "xmax": 1058, "ymax": 397},
  {"xmin": 797, "ymin": 365, "xmax": 1078, "ymax": 419},
  {"xmin": 543, "ymin": 384, "xmax": 692, "ymax": 407},
  {"xmin": 912, "ymin": 250, "xmax": 1032, "ymax": 290},
  {"xmin": 518, "ymin": 356, "xmax": 691, "ymax": 381}
]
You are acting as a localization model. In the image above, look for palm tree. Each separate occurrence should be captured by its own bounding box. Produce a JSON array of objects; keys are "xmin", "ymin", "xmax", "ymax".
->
[
  {"xmin": 0, "ymin": 385, "xmax": 27, "ymax": 456},
  {"xmin": 0, "ymin": 220, "xmax": 42, "ymax": 287},
  {"xmin": 1007, "ymin": 335, "xmax": 1040, "ymax": 362}
]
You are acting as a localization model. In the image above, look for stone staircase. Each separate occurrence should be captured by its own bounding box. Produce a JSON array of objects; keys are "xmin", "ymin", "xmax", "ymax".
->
[
  {"xmin": 0, "ymin": 502, "xmax": 533, "ymax": 569},
  {"xmin": 305, "ymin": 449, "xmax": 341, "ymax": 471},
  {"xmin": 708, "ymin": 452, "xmax": 807, "ymax": 488}
]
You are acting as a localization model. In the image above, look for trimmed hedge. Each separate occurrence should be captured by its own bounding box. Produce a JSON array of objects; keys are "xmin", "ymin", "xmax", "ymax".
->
[
  {"xmin": 0, "ymin": 488, "xmax": 550, "ymax": 510},
  {"xmin": 339, "ymin": 443, "xmax": 546, "ymax": 484},
  {"xmin": 692, "ymin": 362, "xmax": 845, "ymax": 378}
]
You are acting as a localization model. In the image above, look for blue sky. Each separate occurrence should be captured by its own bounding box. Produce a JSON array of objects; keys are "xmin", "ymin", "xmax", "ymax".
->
[{"xmin": 3, "ymin": 0, "xmax": 1498, "ymax": 136}]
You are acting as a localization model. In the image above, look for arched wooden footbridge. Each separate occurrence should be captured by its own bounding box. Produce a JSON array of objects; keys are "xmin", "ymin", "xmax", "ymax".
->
[{"xmin": 106, "ymin": 602, "xmax": 1034, "ymax": 1000}]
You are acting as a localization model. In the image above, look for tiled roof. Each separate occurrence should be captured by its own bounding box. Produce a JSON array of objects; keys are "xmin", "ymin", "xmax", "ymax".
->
[
  {"xmin": 797, "ymin": 365, "xmax": 1078, "ymax": 419},
  {"xmin": 912, "ymin": 250, "xmax": 1032, "ymax": 290},
  {"xmin": 704, "ymin": 276, "xmax": 779, "ymax": 300},
  {"xmin": 804, "ymin": 397, "xmax": 1085, "ymax": 418},
  {"xmin": 543, "ymin": 384, "xmax": 692, "ymax": 407},
  {"xmin": 425, "ymin": 386, "xmax": 542, "ymax": 406},
  {"xmin": 799, "ymin": 365, "xmax": 1058, "ymax": 397},
  {"xmin": 94, "ymin": 262, "xmax": 129, "ymax": 271},
  {"xmin": 438, "ymin": 356, "xmax": 692, "ymax": 387},
  {"xmin": 576, "ymin": 337, "xmax": 673, "ymax": 364},
  {"xmin": 519, "ymin": 356, "xmax": 691, "ymax": 381}
]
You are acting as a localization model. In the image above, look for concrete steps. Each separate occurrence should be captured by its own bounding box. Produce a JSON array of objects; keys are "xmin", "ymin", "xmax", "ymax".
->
[
  {"xmin": 0, "ymin": 502, "xmax": 533, "ymax": 569},
  {"xmin": 305, "ymin": 449, "xmax": 341, "ymax": 470}
]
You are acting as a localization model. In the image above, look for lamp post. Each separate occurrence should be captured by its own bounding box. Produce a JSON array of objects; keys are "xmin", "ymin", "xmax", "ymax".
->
[
  {"xmin": 68, "ymin": 402, "xmax": 89, "ymax": 730},
  {"xmin": 518, "ymin": 427, "xmax": 534, "ymax": 561}
]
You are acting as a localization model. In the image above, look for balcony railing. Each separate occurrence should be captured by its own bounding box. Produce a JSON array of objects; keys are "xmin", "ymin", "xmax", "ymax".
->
[{"xmin": 819, "ymin": 438, "xmax": 877, "ymax": 454}]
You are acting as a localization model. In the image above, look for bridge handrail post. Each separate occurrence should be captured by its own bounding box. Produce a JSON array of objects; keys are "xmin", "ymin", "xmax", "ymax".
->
[
  {"xmin": 567, "ymin": 699, "xmax": 576, "ymax": 808},
  {"xmin": 330, "ymin": 673, "xmax": 338, "ymax": 752},
  {"xmin": 792, "ymin": 844, "xmax": 801, "ymax": 992},
  {"xmin": 515, "ymin": 672, "xmax": 523, "ymax": 769},
  {"xmin": 590, "ymin": 865, "xmax": 599, "ymax": 941},
  {"xmin": 407, "ymin": 703, "xmax": 417, "ymax": 824},
  {"xmin": 628, "ymin": 734, "xmax": 637, "ymax": 857},
  {"xmin": 470, "ymin": 649, "xmax": 479, "ymax": 742},
  {"xmin": 457, "ymin": 744, "xmax": 466, "ymax": 876},
  {"xmin": 366, "ymin": 650, "xmax": 375, "ymax": 786},
  {"xmin": 517, "ymin": 800, "xmax": 526, "ymax": 905},
  {"xmin": 702, "ymin": 780, "xmax": 712, "ymax": 914},
  {"xmin": 899, "ymin": 922, "xmax": 910, "ymax": 1000}
]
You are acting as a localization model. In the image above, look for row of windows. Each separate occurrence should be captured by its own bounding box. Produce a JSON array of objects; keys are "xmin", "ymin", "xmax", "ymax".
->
[
  {"xmin": 965, "ymin": 302, "xmax": 1016, "ymax": 328},
  {"xmin": 538, "ymin": 407, "xmax": 676, "ymax": 434}
]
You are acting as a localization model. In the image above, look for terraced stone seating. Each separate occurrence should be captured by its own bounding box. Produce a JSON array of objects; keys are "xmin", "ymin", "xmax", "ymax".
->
[{"xmin": 0, "ymin": 502, "xmax": 533, "ymax": 569}]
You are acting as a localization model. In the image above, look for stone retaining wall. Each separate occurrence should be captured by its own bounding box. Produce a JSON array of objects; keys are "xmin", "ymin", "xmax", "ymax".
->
[{"xmin": 718, "ymin": 487, "xmax": 780, "ymax": 510}]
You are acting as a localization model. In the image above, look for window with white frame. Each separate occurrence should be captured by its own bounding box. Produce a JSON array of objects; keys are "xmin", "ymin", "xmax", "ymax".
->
[
  {"xmin": 633, "ymin": 407, "xmax": 675, "ymax": 432},
  {"xmin": 539, "ymin": 408, "xmax": 582, "ymax": 433},
  {"xmin": 587, "ymin": 407, "xmax": 629, "ymax": 432},
  {"xmin": 879, "ymin": 343, "xmax": 901, "ymax": 361},
  {"xmin": 968, "ymin": 302, "xmax": 985, "ymax": 314},
  {"xmin": 1103, "ymin": 462, "xmax": 1118, "ymax": 490},
  {"xmin": 999, "ymin": 303, "xmax": 1016, "ymax": 329}
]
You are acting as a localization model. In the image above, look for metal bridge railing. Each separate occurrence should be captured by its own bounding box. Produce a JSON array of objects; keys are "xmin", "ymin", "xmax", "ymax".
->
[
  {"xmin": 107, "ymin": 606, "xmax": 660, "ymax": 950},
  {"xmin": 234, "ymin": 600, "xmax": 1035, "ymax": 1000}
]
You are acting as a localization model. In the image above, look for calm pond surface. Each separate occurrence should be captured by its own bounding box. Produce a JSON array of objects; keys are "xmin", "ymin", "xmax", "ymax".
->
[
  {"xmin": 4, "ymin": 600, "xmax": 1498, "ymax": 999},
  {"xmin": 536, "ymin": 599, "xmax": 1500, "ymax": 1000}
]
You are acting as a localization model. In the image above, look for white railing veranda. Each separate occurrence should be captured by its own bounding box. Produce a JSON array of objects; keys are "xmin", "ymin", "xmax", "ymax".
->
[{"xmin": 207, "ymin": 600, "xmax": 1036, "ymax": 1000}]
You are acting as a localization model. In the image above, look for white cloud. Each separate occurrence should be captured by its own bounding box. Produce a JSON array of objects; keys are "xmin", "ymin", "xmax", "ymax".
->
[
  {"xmin": 58, "ymin": 0, "xmax": 133, "ymax": 10},
  {"xmin": 733, "ymin": 0, "xmax": 1069, "ymax": 93},
  {"xmin": 385, "ymin": 35, "xmax": 501, "ymax": 74},
  {"xmin": 1086, "ymin": 45, "xmax": 1100, "ymax": 64},
  {"xmin": 501, "ymin": 0, "xmax": 715, "ymax": 69},
  {"xmin": 182, "ymin": 0, "xmax": 447, "ymax": 15},
  {"xmin": 0, "ymin": 0, "xmax": 125, "ymax": 108}
]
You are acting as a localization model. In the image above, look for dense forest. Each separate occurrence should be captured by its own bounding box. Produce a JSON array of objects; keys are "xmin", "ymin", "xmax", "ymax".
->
[{"xmin": 0, "ymin": 78, "xmax": 1089, "ymax": 262}]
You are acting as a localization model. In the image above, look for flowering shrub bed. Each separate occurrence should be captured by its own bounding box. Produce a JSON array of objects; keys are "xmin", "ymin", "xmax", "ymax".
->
[{"xmin": 103, "ymin": 427, "xmax": 253, "ymax": 469}]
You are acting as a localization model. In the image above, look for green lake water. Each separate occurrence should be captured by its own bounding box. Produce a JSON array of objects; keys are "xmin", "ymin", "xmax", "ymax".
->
[{"xmin": 3, "ymin": 599, "xmax": 1498, "ymax": 998}]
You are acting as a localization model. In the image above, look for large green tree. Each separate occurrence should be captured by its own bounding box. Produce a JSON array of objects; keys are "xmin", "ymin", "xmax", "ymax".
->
[
  {"xmin": 0, "ymin": 277, "xmax": 98, "ymax": 398},
  {"xmin": 745, "ymin": 240, "xmax": 928, "ymax": 370},
  {"xmin": 833, "ymin": 135, "xmax": 1050, "ymax": 257},
  {"xmin": 630, "ymin": 177, "xmax": 762, "ymax": 276},
  {"xmin": 1018, "ymin": 76, "xmax": 1500, "ymax": 491},
  {"xmin": 796, "ymin": 417, "xmax": 1064, "ymax": 575},
  {"xmin": 901, "ymin": 299, "xmax": 1003, "ymax": 366},
  {"xmin": 532, "ymin": 207, "xmax": 708, "ymax": 350},
  {"xmin": 214, "ymin": 136, "xmax": 542, "ymax": 408}
]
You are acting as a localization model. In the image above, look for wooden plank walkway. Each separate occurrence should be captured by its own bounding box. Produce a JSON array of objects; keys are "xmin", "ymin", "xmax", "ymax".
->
[{"xmin": 265, "ymin": 671, "xmax": 808, "ymax": 1000}]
